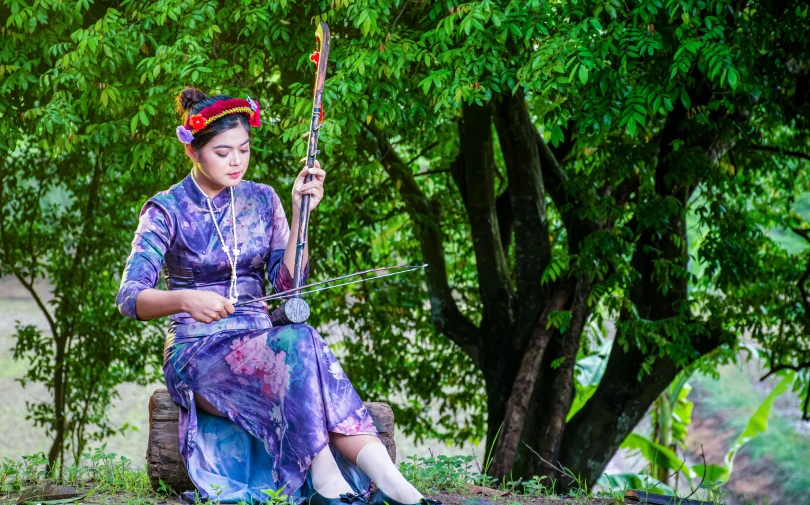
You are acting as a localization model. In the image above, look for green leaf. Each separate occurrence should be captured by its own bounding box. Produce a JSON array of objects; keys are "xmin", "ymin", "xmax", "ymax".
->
[
  {"xmin": 727, "ymin": 67, "xmax": 739, "ymax": 89},
  {"xmin": 597, "ymin": 473, "xmax": 675, "ymax": 495},
  {"xmin": 691, "ymin": 464, "xmax": 729, "ymax": 485},
  {"xmin": 680, "ymin": 89, "xmax": 691, "ymax": 109},
  {"xmin": 724, "ymin": 371, "xmax": 794, "ymax": 478},
  {"xmin": 578, "ymin": 65, "xmax": 589, "ymax": 85},
  {"xmin": 622, "ymin": 433, "xmax": 697, "ymax": 478},
  {"xmin": 568, "ymin": 63, "xmax": 579, "ymax": 84}
]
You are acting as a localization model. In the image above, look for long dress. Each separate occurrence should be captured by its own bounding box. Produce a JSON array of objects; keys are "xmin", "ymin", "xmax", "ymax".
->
[{"xmin": 116, "ymin": 174, "xmax": 380, "ymax": 504}]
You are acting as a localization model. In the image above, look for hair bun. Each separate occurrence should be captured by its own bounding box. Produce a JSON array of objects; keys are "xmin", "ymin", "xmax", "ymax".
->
[{"xmin": 176, "ymin": 87, "xmax": 208, "ymax": 113}]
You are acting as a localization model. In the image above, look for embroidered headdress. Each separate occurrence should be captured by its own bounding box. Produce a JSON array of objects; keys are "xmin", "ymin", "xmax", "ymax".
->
[{"xmin": 176, "ymin": 95, "xmax": 261, "ymax": 144}]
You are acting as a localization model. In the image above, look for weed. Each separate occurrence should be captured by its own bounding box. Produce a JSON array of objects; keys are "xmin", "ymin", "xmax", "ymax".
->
[
  {"xmin": 521, "ymin": 475, "xmax": 556, "ymax": 497},
  {"xmin": 261, "ymin": 482, "xmax": 294, "ymax": 505},
  {"xmin": 1, "ymin": 446, "xmax": 155, "ymax": 502},
  {"xmin": 210, "ymin": 483, "xmax": 227, "ymax": 505},
  {"xmin": 401, "ymin": 454, "xmax": 478, "ymax": 493}
]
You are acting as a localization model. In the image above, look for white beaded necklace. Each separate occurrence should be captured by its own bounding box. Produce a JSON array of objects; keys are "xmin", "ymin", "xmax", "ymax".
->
[{"xmin": 190, "ymin": 172, "xmax": 240, "ymax": 304}]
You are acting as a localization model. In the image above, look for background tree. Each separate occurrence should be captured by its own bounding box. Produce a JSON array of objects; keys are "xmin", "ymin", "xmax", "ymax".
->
[
  {"xmin": 1, "ymin": 2, "xmax": 177, "ymax": 470},
  {"xmin": 2, "ymin": 0, "xmax": 809, "ymax": 488}
]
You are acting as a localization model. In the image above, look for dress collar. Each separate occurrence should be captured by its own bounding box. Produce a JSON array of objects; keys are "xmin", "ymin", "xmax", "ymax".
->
[{"xmin": 181, "ymin": 173, "xmax": 231, "ymax": 210}]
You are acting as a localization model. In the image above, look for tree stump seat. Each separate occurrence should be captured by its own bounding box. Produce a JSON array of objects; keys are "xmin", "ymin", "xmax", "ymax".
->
[{"xmin": 146, "ymin": 388, "xmax": 397, "ymax": 493}]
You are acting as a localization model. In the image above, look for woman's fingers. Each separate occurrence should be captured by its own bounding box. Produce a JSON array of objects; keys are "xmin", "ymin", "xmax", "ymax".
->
[
  {"xmin": 307, "ymin": 167, "xmax": 326, "ymax": 181},
  {"xmin": 297, "ymin": 180, "xmax": 323, "ymax": 194},
  {"xmin": 293, "ymin": 161, "xmax": 325, "ymax": 208}
]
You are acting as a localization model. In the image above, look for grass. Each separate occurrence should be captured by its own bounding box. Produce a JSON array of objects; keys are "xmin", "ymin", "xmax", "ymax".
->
[
  {"xmin": 0, "ymin": 445, "xmax": 163, "ymax": 505},
  {"xmin": 0, "ymin": 449, "xmax": 624, "ymax": 505}
]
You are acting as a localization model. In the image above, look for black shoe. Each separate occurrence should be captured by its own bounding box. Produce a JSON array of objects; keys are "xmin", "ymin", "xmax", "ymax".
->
[
  {"xmin": 368, "ymin": 489, "xmax": 441, "ymax": 505},
  {"xmin": 309, "ymin": 492, "xmax": 369, "ymax": 505}
]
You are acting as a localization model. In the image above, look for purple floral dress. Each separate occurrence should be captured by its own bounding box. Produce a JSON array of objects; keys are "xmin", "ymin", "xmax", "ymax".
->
[{"xmin": 116, "ymin": 175, "xmax": 380, "ymax": 503}]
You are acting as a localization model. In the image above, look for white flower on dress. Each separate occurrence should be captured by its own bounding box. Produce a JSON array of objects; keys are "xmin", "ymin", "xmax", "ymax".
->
[
  {"xmin": 297, "ymin": 454, "xmax": 312, "ymax": 472},
  {"xmin": 328, "ymin": 361, "xmax": 345, "ymax": 380},
  {"xmin": 269, "ymin": 405, "xmax": 283, "ymax": 423}
]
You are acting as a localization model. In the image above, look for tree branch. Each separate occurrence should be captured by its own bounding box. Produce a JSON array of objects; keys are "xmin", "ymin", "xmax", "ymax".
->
[
  {"xmin": 495, "ymin": 187, "xmax": 513, "ymax": 253},
  {"xmin": 752, "ymin": 145, "xmax": 810, "ymax": 162},
  {"xmin": 535, "ymin": 128, "xmax": 570, "ymax": 214},
  {"xmin": 0, "ymin": 165, "xmax": 57, "ymax": 340},
  {"xmin": 364, "ymin": 123, "xmax": 482, "ymax": 364},
  {"xmin": 491, "ymin": 89, "xmax": 551, "ymax": 321},
  {"xmin": 794, "ymin": 227, "xmax": 810, "ymax": 322},
  {"xmin": 559, "ymin": 321, "xmax": 725, "ymax": 486},
  {"xmin": 406, "ymin": 141, "xmax": 440, "ymax": 167},
  {"xmin": 488, "ymin": 280, "xmax": 574, "ymax": 478},
  {"xmin": 454, "ymin": 103, "xmax": 515, "ymax": 330},
  {"xmin": 415, "ymin": 168, "xmax": 449, "ymax": 177}
]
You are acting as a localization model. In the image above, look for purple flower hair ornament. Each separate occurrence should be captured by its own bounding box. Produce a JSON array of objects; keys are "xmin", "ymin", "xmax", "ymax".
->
[
  {"xmin": 246, "ymin": 95, "xmax": 259, "ymax": 112},
  {"xmin": 176, "ymin": 125, "xmax": 195, "ymax": 144}
]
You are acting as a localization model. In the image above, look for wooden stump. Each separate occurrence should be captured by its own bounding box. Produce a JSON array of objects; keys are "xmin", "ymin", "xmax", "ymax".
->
[{"xmin": 147, "ymin": 388, "xmax": 397, "ymax": 493}]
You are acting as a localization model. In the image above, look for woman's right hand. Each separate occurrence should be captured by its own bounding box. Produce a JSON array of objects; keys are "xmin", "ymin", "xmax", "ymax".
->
[{"xmin": 182, "ymin": 290, "xmax": 235, "ymax": 323}]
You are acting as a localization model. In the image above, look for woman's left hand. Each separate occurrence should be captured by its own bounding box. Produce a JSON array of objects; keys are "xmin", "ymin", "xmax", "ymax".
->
[{"xmin": 292, "ymin": 160, "xmax": 326, "ymax": 212}]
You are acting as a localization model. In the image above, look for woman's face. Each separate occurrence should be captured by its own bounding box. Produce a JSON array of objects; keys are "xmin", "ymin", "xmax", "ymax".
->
[{"xmin": 186, "ymin": 125, "xmax": 251, "ymax": 189}]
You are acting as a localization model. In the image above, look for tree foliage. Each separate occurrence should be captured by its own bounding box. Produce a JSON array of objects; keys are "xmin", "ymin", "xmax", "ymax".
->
[{"xmin": 2, "ymin": 0, "xmax": 809, "ymax": 488}]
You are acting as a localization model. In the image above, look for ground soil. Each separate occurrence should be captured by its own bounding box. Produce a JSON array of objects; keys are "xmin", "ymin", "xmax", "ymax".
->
[{"xmin": 0, "ymin": 485, "xmax": 619, "ymax": 505}]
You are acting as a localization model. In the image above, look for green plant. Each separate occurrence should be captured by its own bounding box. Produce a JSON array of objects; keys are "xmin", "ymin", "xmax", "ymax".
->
[
  {"xmin": 613, "ymin": 369, "xmax": 698, "ymax": 489},
  {"xmin": 692, "ymin": 370, "xmax": 796, "ymax": 490},
  {"xmin": 156, "ymin": 478, "xmax": 173, "ymax": 498},
  {"xmin": 596, "ymin": 473, "xmax": 675, "ymax": 498},
  {"xmin": 400, "ymin": 454, "xmax": 478, "ymax": 493},
  {"xmin": 603, "ymin": 369, "xmax": 796, "ymax": 501},
  {"xmin": 1, "ymin": 457, "xmax": 22, "ymax": 492},
  {"xmin": 210, "ymin": 483, "xmax": 227, "ymax": 505},
  {"xmin": 521, "ymin": 475, "xmax": 556, "ymax": 497},
  {"xmin": 261, "ymin": 483, "xmax": 291, "ymax": 505},
  {"xmin": 568, "ymin": 327, "xmax": 613, "ymax": 421},
  {"xmin": 651, "ymin": 370, "xmax": 694, "ymax": 486}
]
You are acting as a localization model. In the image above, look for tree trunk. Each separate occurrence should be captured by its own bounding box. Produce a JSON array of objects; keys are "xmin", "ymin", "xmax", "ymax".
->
[
  {"xmin": 367, "ymin": 86, "xmax": 726, "ymax": 491},
  {"xmin": 47, "ymin": 335, "xmax": 67, "ymax": 473}
]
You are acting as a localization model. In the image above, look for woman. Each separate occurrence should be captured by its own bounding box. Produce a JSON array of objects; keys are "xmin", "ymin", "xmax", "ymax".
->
[{"xmin": 116, "ymin": 87, "xmax": 437, "ymax": 505}]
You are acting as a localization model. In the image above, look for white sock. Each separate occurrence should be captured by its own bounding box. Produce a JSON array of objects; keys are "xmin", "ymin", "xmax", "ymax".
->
[
  {"xmin": 310, "ymin": 445, "xmax": 354, "ymax": 498},
  {"xmin": 356, "ymin": 442, "xmax": 423, "ymax": 504}
]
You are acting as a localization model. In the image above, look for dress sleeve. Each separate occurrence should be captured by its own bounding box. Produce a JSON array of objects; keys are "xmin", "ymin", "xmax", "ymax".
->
[
  {"xmin": 267, "ymin": 187, "xmax": 309, "ymax": 294},
  {"xmin": 116, "ymin": 201, "xmax": 174, "ymax": 320}
]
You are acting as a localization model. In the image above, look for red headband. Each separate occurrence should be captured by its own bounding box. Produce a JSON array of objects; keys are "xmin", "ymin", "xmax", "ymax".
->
[{"xmin": 176, "ymin": 96, "xmax": 261, "ymax": 144}]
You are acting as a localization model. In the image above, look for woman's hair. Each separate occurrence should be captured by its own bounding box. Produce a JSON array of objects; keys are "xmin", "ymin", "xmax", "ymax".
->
[{"xmin": 175, "ymin": 87, "xmax": 251, "ymax": 150}]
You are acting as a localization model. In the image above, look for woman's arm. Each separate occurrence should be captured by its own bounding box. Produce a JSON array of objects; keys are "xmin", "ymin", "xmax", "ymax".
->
[
  {"xmin": 136, "ymin": 288, "xmax": 233, "ymax": 323},
  {"xmin": 267, "ymin": 191, "xmax": 303, "ymax": 293},
  {"xmin": 135, "ymin": 288, "xmax": 189, "ymax": 320},
  {"xmin": 116, "ymin": 202, "xmax": 173, "ymax": 320},
  {"xmin": 116, "ymin": 200, "xmax": 233, "ymax": 323}
]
